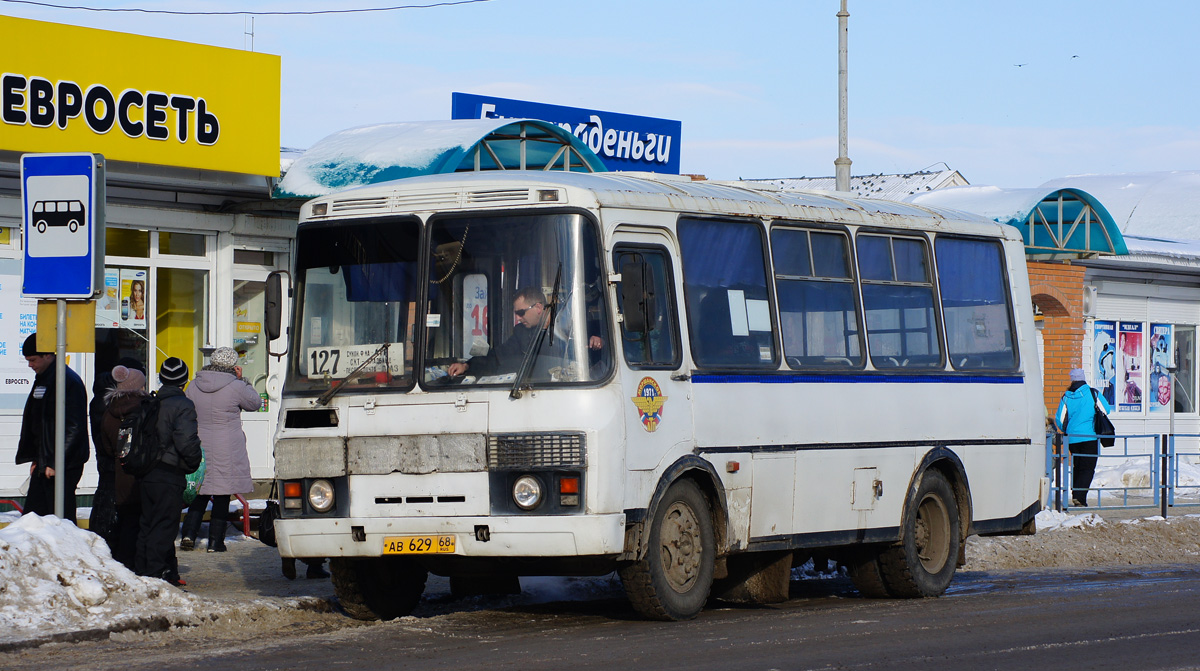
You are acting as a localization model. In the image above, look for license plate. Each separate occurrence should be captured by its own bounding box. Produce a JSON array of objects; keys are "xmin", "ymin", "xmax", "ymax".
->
[{"xmin": 382, "ymin": 535, "xmax": 456, "ymax": 555}]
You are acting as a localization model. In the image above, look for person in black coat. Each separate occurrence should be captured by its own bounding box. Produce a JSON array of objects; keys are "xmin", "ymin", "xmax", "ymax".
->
[
  {"xmin": 16, "ymin": 333, "xmax": 89, "ymax": 524},
  {"xmin": 136, "ymin": 357, "xmax": 203, "ymax": 586},
  {"xmin": 89, "ymin": 356, "xmax": 147, "ymax": 549}
]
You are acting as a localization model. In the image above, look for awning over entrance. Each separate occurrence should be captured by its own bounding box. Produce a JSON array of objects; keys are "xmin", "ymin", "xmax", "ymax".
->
[
  {"xmin": 274, "ymin": 119, "xmax": 607, "ymax": 199},
  {"xmin": 907, "ymin": 186, "xmax": 1127, "ymax": 258}
]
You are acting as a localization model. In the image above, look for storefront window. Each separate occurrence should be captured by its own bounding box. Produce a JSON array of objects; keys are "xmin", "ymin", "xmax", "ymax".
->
[
  {"xmin": 1176, "ymin": 326, "xmax": 1196, "ymax": 413},
  {"xmin": 234, "ymin": 249, "xmax": 274, "ymax": 266},
  {"xmin": 234, "ymin": 279, "xmax": 269, "ymax": 410},
  {"xmin": 107, "ymin": 228, "xmax": 150, "ymax": 257},
  {"xmin": 160, "ymin": 231, "xmax": 206, "ymax": 256},
  {"xmin": 156, "ymin": 267, "xmax": 209, "ymax": 378}
]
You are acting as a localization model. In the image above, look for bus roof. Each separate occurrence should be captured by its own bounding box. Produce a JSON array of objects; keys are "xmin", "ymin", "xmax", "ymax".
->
[{"xmin": 300, "ymin": 170, "xmax": 1017, "ymax": 240}]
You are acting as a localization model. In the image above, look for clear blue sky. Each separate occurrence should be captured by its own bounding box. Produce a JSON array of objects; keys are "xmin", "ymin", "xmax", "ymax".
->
[{"xmin": 5, "ymin": 0, "xmax": 1199, "ymax": 186}]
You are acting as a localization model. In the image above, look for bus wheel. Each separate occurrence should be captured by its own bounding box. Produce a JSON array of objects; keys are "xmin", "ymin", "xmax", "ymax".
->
[
  {"xmin": 69, "ymin": 220, "xmax": 79, "ymax": 232},
  {"xmin": 879, "ymin": 469, "xmax": 960, "ymax": 598},
  {"xmin": 37, "ymin": 221, "xmax": 46, "ymax": 233},
  {"xmin": 329, "ymin": 556, "xmax": 427, "ymax": 621},
  {"xmin": 846, "ymin": 546, "xmax": 891, "ymax": 598},
  {"xmin": 619, "ymin": 479, "xmax": 714, "ymax": 621}
]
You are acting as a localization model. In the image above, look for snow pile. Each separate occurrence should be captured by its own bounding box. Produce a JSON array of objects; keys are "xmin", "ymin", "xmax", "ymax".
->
[
  {"xmin": 966, "ymin": 511, "xmax": 1200, "ymax": 571},
  {"xmin": 1031, "ymin": 509, "xmax": 1105, "ymax": 531},
  {"xmin": 0, "ymin": 514, "xmax": 211, "ymax": 641}
]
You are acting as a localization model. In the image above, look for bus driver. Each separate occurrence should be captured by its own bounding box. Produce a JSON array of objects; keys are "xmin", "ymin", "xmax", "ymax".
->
[{"xmin": 447, "ymin": 287, "xmax": 601, "ymax": 379}]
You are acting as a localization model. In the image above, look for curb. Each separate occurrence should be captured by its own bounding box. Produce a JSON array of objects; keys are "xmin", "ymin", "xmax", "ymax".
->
[{"xmin": 0, "ymin": 596, "xmax": 333, "ymax": 652}]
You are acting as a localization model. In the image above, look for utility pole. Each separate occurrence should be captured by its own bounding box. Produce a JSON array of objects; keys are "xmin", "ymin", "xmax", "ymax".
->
[{"xmin": 835, "ymin": 0, "xmax": 852, "ymax": 193}]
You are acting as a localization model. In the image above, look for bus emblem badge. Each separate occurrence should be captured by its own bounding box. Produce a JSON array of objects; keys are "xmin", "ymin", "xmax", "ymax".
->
[{"xmin": 632, "ymin": 377, "xmax": 667, "ymax": 432}]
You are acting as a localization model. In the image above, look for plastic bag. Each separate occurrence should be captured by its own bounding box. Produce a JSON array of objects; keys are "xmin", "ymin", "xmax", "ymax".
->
[{"xmin": 183, "ymin": 449, "xmax": 206, "ymax": 505}]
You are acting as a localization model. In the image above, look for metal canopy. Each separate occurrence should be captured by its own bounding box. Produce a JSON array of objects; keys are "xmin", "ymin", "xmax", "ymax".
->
[
  {"xmin": 274, "ymin": 119, "xmax": 606, "ymax": 199},
  {"xmin": 906, "ymin": 186, "xmax": 1127, "ymax": 258}
]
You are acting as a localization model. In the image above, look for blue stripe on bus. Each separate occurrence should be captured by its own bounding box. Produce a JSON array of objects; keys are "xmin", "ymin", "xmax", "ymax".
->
[{"xmin": 690, "ymin": 373, "xmax": 1025, "ymax": 385}]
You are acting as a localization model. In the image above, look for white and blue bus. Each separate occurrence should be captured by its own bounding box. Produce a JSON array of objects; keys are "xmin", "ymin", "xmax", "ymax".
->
[{"xmin": 268, "ymin": 171, "xmax": 1044, "ymax": 621}]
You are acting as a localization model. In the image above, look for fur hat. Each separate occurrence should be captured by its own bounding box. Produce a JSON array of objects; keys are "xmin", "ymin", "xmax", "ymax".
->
[
  {"xmin": 210, "ymin": 346, "xmax": 239, "ymax": 368},
  {"xmin": 111, "ymin": 365, "xmax": 146, "ymax": 392},
  {"xmin": 1069, "ymin": 368, "xmax": 1087, "ymax": 382},
  {"xmin": 21, "ymin": 333, "xmax": 46, "ymax": 357},
  {"xmin": 159, "ymin": 357, "xmax": 189, "ymax": 385}
]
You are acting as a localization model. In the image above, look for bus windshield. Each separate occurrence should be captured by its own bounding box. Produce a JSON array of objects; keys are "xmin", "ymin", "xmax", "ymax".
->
[
  {"xmin": 423, "ymin": 212, "xmax": 612, "ymax": 389},
  {"xmin": 289, "ymin": 218, "xmax": 421, "ymax": 394}
]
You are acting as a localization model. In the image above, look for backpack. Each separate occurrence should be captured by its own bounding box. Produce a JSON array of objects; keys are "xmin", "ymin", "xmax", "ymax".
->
[{"xmin": 117, "ymin": 392, "xmax": 165, "ymax": 477}]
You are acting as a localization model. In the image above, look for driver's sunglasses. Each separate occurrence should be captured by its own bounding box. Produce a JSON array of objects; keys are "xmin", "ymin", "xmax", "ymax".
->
[{"xmin": 514, "ymin": 303, "xmax": 540, "ymax": 317}]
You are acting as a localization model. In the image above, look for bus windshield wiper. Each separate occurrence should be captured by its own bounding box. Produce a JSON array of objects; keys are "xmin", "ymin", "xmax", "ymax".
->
[
  {"xmin": 510, "ymin": 264, "xmax": 561, "ymax": 400},
  {"xmin": 316, "ymin": 342, "xmax": 390, "ymax": 406}
]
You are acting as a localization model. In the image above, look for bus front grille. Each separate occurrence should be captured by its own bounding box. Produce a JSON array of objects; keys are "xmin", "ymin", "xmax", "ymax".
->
[{"xmin": 487, "ymin": 432, "xmax": 585, "ymax": 469}]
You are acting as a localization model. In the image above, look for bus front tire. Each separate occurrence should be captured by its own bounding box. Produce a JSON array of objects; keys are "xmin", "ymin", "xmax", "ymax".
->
[
  {"xmin": 619, "ymin": 479, "xmax": 715, "ymax": 621},
  {"xmin": 877, "ymin": 469, "xmax": 960, "ymax": 598},
  {"xmin": 329, "ymin": 556, "xmax": 427, "ymax": 621}
]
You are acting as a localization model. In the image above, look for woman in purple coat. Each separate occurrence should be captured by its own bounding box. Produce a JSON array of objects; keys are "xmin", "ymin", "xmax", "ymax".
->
[{"xmin": 179, "ymin": 347, "xmax": 262, "ymax": 552}]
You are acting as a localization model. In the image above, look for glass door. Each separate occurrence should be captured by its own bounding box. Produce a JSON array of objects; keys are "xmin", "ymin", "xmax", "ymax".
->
[{"xmin": 233, "ymin": 248, "xmax": 290, "ymax": 481}]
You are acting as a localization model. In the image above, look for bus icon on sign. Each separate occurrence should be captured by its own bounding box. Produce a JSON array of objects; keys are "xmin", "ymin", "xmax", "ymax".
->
[{"xmin": 32, "ymin": 200, "xmax": 85, "ymax": 233}]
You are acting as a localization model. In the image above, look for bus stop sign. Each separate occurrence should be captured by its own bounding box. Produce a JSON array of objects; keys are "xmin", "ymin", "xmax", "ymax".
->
[{"xmin": 21, "ymin": 153, "xmax": 105, "ymax": 299}]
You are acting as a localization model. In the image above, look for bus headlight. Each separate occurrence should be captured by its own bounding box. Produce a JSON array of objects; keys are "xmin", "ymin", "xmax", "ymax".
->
[
  {"xmin": 512, "ymin": 475, "xmax": 543, "ymax": 510},
  {"xmin": 308, "ymin": 479, "xmax": 335, "ymax": 512}
]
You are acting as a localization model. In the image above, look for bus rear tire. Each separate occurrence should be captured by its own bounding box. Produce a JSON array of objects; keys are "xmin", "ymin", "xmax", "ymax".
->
[
  {"xmin": 878, "ymin": 469, "xmax": 960, "ymax": 598},
  {"xmin": 329, "ymin": 556, "xmax": 427, "ymax": 621},
  {"xmin": 619, "ymin": 479, "xmax": 715, "ymax": 621},
  {"xmin": 846, "ymin": 547, "xmax": 892, "ymax": 598}
]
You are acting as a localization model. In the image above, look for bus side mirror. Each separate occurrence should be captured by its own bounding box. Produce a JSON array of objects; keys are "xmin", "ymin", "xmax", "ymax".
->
[
  {"xmin": 620, "ymin": 261, "xmax": 654, "ymax": 333},
  {"xmin": 266, "ymin": 270, "xmax": 291, "ymax": 356}
]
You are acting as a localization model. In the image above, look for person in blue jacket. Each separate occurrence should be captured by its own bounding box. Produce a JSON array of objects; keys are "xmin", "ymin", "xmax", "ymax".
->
[{"xmin": 1054, "ymin": 368, "xmax": 1112, "ymax": 507}]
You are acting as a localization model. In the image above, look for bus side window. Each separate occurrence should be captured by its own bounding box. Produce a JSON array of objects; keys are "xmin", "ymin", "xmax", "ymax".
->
[
  {"xmin": 614, "ymin": 247, "xmax": 680, "ymax": 369},
  {"xmin": 679, "ymin": 218, "xmax": 777, "ymax": 368}
]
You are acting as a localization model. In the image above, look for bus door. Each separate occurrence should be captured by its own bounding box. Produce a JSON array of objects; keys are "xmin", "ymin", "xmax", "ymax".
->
[{"xmin": 612, "ymin": 230, "xmax": 690, "ymax": 471}]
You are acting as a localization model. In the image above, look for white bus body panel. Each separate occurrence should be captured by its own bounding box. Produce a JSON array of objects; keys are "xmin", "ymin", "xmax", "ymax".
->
[{"xmin": 275, "ymin": 171, "xmax": 1043, "ymax": 565}]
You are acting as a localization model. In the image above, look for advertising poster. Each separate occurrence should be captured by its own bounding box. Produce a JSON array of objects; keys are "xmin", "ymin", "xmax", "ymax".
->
[
  {"xmin": 0, "ymin": 273, "xmax": 39, "ymax": 396},
  {"xmin": 119, "ymin": 268, "xmax": 147, "ymax": 330},
  {"xmin": 1093, "ymin": 320, "xmax": 1117, "ymax": 407},
  {"xmin": 96, "ymin": 268, "xmax": 120, "ymax": 328},
  {"xmin": 1118, "ymin": 322, "xmax": 1144, "ymax": 413},
  {"xmin": 1149, "ymin": 323, "xmax": 1173, "ymax": 413}
]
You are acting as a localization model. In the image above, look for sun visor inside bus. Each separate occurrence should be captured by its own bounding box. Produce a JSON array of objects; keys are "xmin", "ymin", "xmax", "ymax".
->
[{"xmin": 342, "ymin": 262, "xmax": 414, "ymax": 303}]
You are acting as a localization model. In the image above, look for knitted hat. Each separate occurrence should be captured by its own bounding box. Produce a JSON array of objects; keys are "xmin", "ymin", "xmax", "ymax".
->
[
  {"xmin": 210, "ymin": 346, "xmax": 239, "ymax": 368},
  {"xmin": 111, "ymin": 365, "xmax": 146, "ymax": 392},
  {"xmin": 21, "ymin": 333, "xmax": 46, "ymax": 357},
  {"xmin": 159, "ymin": 357, "xmax": 189, "ymax": 385},
  {"xmin": 1069, "ymin": 368, "xmax": 1086, "ymax": 382}
]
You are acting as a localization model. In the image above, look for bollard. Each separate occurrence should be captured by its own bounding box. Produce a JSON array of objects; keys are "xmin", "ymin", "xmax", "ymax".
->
[{"xmin": 1162, "ymin": 434, "xmax": 1169, "ymax": 519}]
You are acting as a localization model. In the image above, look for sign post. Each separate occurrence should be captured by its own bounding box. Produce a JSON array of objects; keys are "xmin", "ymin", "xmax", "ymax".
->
[{"xmin": 21, "ymin": 153, "xmax": 105, "ymax": 519}]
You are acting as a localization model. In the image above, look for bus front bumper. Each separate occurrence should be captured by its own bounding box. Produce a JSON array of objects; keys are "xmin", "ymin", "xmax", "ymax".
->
[{"xmin": 275, "ymin": 513, "xmax": 627, "ymax": 559}]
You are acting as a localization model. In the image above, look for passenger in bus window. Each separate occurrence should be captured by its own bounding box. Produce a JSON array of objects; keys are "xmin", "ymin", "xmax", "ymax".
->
[{"xmin": 447, "ymin": 287, "xmax": 601, "ymax": 379}]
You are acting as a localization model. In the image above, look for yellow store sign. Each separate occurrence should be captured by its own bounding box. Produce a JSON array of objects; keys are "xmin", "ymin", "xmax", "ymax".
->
[{"xmin": 1, "ymin": 16, "xmax": 280, "ymax": 176}]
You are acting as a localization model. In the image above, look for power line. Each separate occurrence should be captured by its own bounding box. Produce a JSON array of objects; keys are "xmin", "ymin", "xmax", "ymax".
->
[{"xmin": 0, "ymin": 0, "xmax": 492, "ymax": 15}]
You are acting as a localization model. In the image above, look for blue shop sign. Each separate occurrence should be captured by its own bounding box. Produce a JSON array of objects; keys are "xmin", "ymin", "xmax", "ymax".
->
[{"xmin": 452, "ymin": 93, "xmax": 681, "ymax": 174}]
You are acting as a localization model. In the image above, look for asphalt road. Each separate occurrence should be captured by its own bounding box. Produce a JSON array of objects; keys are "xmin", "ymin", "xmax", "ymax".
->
[{"xmin": 26, "ymin": 564, "xmax": 1200, "ymax": 671}]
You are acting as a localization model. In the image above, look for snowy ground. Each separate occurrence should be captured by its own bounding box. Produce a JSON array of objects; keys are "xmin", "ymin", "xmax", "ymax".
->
[{"xmin": 2, "ymin": 457, "xmax": 1200, "ymax": 649}]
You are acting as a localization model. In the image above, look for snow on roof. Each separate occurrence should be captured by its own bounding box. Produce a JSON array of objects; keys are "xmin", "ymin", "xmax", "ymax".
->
[
  {"xmin": 741, "ymin": 168, "xmax": 969, "ymax": 200},
  {"xmin": 1038, "ymin": 171, "xmax": 1200, "ymax": 240},
  {"xmin": 275, "ymin": 120, "xmax": 509, "ymax": 199},
  {"xmin": 904, "ymin": 184, "xmax": 1042, "ymax": 224}
]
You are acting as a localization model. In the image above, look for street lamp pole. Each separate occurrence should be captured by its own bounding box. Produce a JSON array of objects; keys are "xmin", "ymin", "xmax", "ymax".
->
[{"xmin": 835, "ymin": 0, "xmax": 852, "ymax": 193}]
